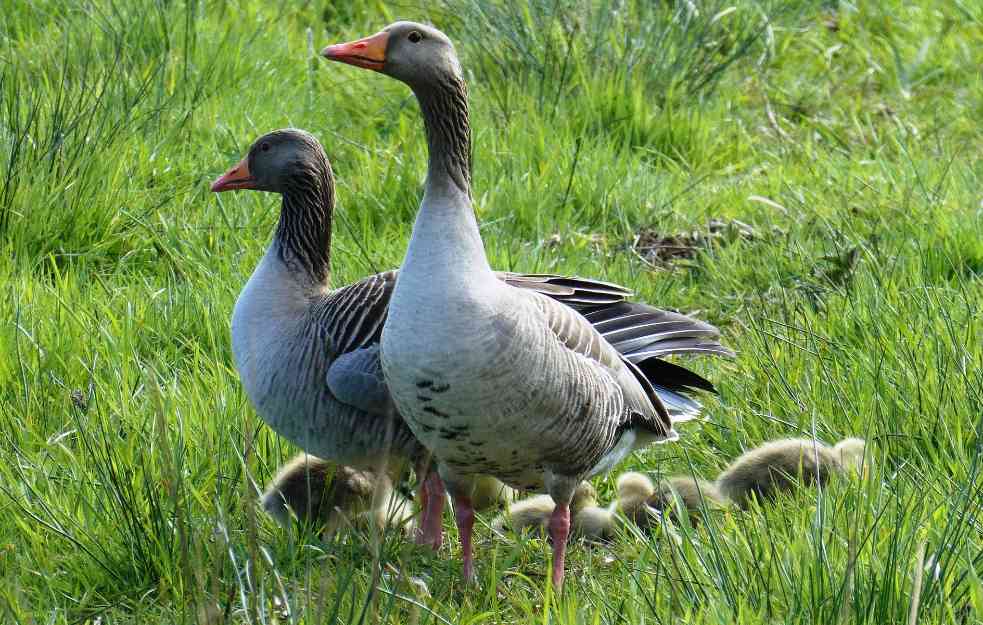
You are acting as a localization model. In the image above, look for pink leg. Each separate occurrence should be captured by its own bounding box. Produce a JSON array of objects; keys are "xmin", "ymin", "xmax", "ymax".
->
[
  {"xmin": 548, "ymin": 503, "xmax": 571, "ymax": 592},
  {"xmin": 414, "ymin": 480, "xmax": 430, "ymax": 545},
  {"xmin": 423, "ymin": 472, "xmax": 445, "ymax": 549},
  {"xmin": 414, "ymin": 471, "xmax": 445, "ymax": 550},
  {"xmin": 453, "ymin": 495, "xmax": 476, "ymax": 583}
]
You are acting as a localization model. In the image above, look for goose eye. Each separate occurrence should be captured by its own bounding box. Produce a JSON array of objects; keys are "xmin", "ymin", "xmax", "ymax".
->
[
  {"xmin": 260, "ymin": 142, "xmax": 271, "ymax": 152},
  {"xmin": 408, "ymin": 31, "xmax": 422, "ymax": 43}
]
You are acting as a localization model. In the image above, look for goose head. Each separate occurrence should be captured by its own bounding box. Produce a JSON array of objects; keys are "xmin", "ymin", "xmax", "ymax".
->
[
  {"xmin": 211, "ymin": 128, "xmax": 329, "ymax": 195},
  {"xmin": 211, "ymin": 128, "xmax": 335, "ymax": 283},
  {"xmin": 321, "ymin": 21, "xmax": 462, "ymax": 87},
  {"xmin": 323, "ymin": 23, "xmax": 472, "ymax": 194}
]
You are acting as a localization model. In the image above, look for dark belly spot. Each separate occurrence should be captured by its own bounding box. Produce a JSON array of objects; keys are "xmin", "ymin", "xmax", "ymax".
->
[
  {"xmin": 416, "ymin": 380, "xmax": 433, "ymax": 389},
  {"xmin": 430, "ymin": 383, "xmax": 450, "ymax": 393},
  {"xmin": 416, "ymin": 395, "xmax": 433, "ymax": 402},
  {"xmin": 438, "ymin": 428, "xmax": 461, "ymax": 440},
  {"xmin": 423, "ymin": 406, "xmax": 450, "ymax": 419}
]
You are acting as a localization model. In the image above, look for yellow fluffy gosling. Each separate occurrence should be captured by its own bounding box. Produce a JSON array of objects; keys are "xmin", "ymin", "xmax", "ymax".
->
[
  {"xmin": 716, "ymin": 437, "xmax": 868, "ymax": 509},
  {"xmin": 492, "ymin": 482, "xmax": 600, "ymax": 538},
  {"xmin": 261, "ymin": 454, "xmax": 413, "ymax": 535},
  {"xmin": 470, "ymin": 476, "xmax": 516, "ymax": 511},
  {"xmin": 833, "ymin": 438, "xmax": 870, "ymax": 476},
  {"xmin": 617, "ymin": 472, "xmax": 728, "ymax": 530},
  {"xmin": 571, "ymin": 505, "xmax": 617, "ymax": 541},
  {"xmin": 649, "ymin": 476, "xmax": 730, "ymax": 525}
]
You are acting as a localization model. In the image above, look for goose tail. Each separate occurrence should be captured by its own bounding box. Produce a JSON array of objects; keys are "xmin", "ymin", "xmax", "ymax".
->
[{"xmin": 582, "ymin": 301, "xmax": 733, "ymax": 423}]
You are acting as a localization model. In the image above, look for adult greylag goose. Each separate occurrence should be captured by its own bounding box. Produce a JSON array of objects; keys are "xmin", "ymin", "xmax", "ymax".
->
[
  {"xmin": 716, "ymin": 437, "xmax": 869, "ymax": 509},
  {"xmin": 210, "ymin": 129, "xmax": 683, "ymax": 550},
  {"xmin": 322, "ymin": 22, "xmax": 732, "ymax": 588}
]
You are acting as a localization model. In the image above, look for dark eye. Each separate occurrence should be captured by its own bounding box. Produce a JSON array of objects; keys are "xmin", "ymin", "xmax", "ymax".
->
[
  {"xmin": 408, "ymin": 30, "xmax": 422, "ymax": 43},
  {"xmin": 260, "ymin": 142, "xmax": 270, "ymax": 152}
]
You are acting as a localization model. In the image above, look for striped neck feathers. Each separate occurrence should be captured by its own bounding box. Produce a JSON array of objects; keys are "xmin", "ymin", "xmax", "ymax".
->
[
  {"xmin": 274, "ymin": 156, "xmax": 335, "ymax": 286},
  {"xmin": 416, "ymin": 73, "xmax": 472, "ymax": 197}
]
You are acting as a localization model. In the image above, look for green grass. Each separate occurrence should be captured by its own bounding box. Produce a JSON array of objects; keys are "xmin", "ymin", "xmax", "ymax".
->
[{"xmin": 1, "ymin": 0, "xmax": 981, "ymax": 622}]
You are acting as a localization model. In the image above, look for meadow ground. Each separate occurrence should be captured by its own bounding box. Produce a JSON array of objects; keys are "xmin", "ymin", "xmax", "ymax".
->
[{"xmin": 1, "ymin": 1, "xmax": 981, "ymax": 623}]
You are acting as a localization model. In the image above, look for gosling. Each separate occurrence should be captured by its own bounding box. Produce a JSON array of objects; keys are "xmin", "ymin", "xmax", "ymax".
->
[
  {"xmin": 649, "ymin": 476, "xmax": 729, "ymax": 525},
  {"xmin": 833, "ymin": 438, "xmax": 870, "ymax": 475},
  {"xmin": 572, "ymin": 504, "xmax": 617, "ymax": 542},
  {"xmin": 261, "ymin": 453, "xmax": 413, "ymax": 535},
  {"xmin": 716, "ymin": 437, "xmax": 868, "ymax": 509},
  {"xmin": 617, "ymin": 472, "xmax": 729, "ymax": 530},
  {"xmin": 492, "ymin": 482, "xmax": 608, "ymax": 540},
  {"xmin": 470, "ymin": 476, "xmax": 516, "ymax": 511}
]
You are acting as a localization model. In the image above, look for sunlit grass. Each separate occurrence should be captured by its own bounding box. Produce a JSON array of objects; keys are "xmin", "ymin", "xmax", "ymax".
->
[{"xmin": 1, "ymin": 0, "xmax": 980, "ymax": 622}]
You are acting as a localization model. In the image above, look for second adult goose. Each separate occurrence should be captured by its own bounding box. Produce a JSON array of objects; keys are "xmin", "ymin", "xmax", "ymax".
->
[
  {"xmin": 211, "ymin": 129, "xmax": 681, "ymax": 550},
  {"xmin": 323, "ymin": 22, "xmax": 732, "ymax": 588}
]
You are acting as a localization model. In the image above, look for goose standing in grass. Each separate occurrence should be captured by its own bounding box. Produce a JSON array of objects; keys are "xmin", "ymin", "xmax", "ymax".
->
[
  {"xmin": 716, "ymin": 437, "xmax": 868, "ymax": 508},
  {"xmin": 322, "ymin": 22, "xmax": 732, "ymax": 588},
  {"xmin": 211, "ymin": 129, "xmax": 681, "ymax": 550}
]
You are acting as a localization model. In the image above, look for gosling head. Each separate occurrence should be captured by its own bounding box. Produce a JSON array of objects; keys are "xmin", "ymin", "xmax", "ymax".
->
[
  {"xmin": 571, "ymin": 481, "xmax": 598, "ymax": 513},
  {"xmin": 616, "ymin": 472, "xmax": 655, "ymax": 503},
  {"xmin": 833, "ymin": 438, "xmax": 870, "ymax": 476}
]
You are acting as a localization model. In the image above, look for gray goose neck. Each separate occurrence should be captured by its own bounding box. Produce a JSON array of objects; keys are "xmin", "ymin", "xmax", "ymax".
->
[
  {"xmin": 401, "ymin": 72, "xmax": 494, "ymax": 282},
  {"xmin": 274, "ymin": 160, "xmax": 334, "ymax": 286},
  {"xmin": 414, "ymin": 74, "xmax": 472, "ymax": 198}
]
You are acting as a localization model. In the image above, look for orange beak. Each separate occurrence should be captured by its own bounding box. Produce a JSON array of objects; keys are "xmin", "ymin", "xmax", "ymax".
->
[
  {"xmin": 210, "ymin": 156, "xmax": 255, "ymax": 192},
  {"xmin": 321, "ymin": 30, "xmax": 389, "ymax": 72}
]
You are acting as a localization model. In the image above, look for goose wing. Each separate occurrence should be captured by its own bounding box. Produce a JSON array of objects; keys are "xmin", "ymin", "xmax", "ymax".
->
[
  {"xmin": 495, "ymin": 272, "xmax": 631, "ymax": 308},
  {"xmin": 581, "ymin": 301, "xmax": 734, "ymax": 421},
  {"xmin": 318, "ymin": 271, "xmax": 633, "ymax": 416},
  {"xmin": 319, "ymin": 271, "xmax": 728, "ymax": 421},
  {"xmin": 326, "ymin": 345, "xmax": 394, "ymax": 417},
  {"xmin": 525, "ymin": 290, "xmax": 675, "ymax": 440}
]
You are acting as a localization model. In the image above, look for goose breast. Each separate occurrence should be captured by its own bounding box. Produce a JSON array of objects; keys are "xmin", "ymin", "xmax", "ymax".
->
[{"xmin": 382, "ymin": 284, "xmax": 636, "ymax": 490}]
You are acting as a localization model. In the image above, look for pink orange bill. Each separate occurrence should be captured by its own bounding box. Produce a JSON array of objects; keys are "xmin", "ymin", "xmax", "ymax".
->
[
  {"xmin": 210, "ymin": 156, "xmax": 255, "ymax": 192},
  {"xmin": 321, "ymin": 30, "xmax": 389, "ymax": 72}
]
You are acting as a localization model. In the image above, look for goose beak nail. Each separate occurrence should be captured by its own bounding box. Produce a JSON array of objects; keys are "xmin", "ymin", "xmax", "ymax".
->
[{"xmin": 210, "ymin": 157, "xmax": 255, "ymax": 192}]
